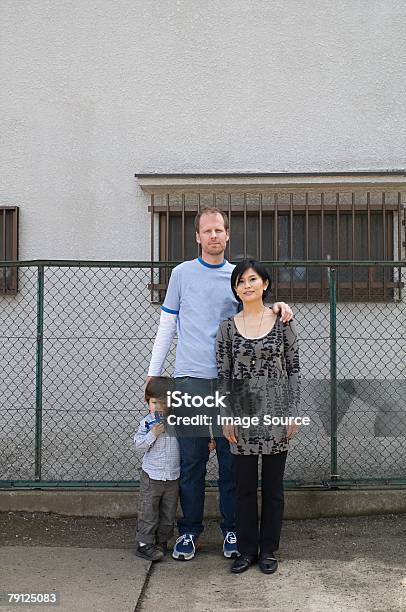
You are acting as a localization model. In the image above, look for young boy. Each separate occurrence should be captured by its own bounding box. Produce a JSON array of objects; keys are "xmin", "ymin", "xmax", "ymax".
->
[
  {"xmin": 134, "ymin": 376, "xmax": 218, "ymax": 561},
  {"xmin": 134, "ymin": 376, "xmax": 180, "ymax": 561}
]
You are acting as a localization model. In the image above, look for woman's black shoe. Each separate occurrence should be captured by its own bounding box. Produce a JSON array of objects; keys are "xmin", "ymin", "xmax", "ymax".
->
[
  {"xmin": 259, "ymin": 552, "xmax": 278, "ymax": 574},
  {"xmin": 230, "ymin": 555, "xmax": 257, "ymax": 574}
]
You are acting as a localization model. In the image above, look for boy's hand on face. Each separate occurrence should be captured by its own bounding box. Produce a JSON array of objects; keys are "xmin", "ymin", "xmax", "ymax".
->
[{"xmin": 151, "ymin": 423, "xmax": 165, "ymax": 437}]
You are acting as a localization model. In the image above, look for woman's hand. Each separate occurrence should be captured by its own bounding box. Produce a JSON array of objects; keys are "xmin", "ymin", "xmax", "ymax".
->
[
  {"xmin": 223, "ymin": 424, "xmax": 237, "ymax": 444},
  {"xmin": 208, "ymin": 438, "xmax": 216, "ymax": 452},
  {"xmin": 287, "ymin": 422, "xmax": 300, "ymax": 440},
  {"xmin": 272, "ymin": 302, "xmax": 293, "ymax": 323}
]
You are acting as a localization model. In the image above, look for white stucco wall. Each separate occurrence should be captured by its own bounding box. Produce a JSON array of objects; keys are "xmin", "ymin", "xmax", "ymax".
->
[{"xmin": 0, "ymin": 0, "xmax": 405, "ymax": 259}]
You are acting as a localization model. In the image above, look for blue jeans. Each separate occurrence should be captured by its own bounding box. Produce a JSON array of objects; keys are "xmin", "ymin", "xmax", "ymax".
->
[{"xmin": 175, "ymin": 377, "xmax": 236, "ymax": 538}]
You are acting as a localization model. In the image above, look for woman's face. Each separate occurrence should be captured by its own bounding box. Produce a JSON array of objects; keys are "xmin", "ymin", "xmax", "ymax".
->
[{"xmin": 235, "ymin": 267, "xmax": 268, "ymax": 304}]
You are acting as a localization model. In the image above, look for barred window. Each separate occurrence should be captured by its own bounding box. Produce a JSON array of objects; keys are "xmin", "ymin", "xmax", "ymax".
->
[
  {"xmin": 141, "ymin": 178, "xmax": 405, "ymax": 303},
  {"xmin": 0, "ymin": 206, "xmax": 19, "ymax": 294}
]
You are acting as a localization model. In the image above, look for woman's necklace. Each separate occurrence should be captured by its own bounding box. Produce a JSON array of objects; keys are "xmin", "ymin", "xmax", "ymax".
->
[{"xmin": 242, "ymin": 306, "xmax": 267, "ymax": 367}]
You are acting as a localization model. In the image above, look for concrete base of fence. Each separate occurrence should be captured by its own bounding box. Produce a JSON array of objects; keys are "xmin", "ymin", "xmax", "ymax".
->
[{"xmin": 1, "ymin": 488, "xmax": 406, "ymax": 519}]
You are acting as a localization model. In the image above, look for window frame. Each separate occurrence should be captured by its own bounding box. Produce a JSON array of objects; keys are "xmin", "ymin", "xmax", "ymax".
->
[
  {"xmin": 139, "ymin": 174, "xmax": 406, "ymax": 304},
  {"xmin": 0, "ymin": 206, "xmax": 19, "ymax": 295}
]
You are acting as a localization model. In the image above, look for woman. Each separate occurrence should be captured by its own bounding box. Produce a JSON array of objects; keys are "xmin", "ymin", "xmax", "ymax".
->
[{"xmin": 215, "ymin": 259, "xmax": 300, "ymax": 574}]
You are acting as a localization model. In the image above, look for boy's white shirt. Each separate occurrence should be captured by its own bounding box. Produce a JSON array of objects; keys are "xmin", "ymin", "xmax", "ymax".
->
[
  {"xmin": 134, "ymin": 412, "xmax": 180, "ymax": 480},
  {"xmin": 147, "ymin": 310, "xmax": 177, "ymax": 377}
]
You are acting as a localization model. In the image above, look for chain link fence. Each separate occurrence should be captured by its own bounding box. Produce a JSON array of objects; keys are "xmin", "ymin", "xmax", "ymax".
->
[{"xmin": 0, "ymin": 261, "xmax": 405, "ymax": 488}]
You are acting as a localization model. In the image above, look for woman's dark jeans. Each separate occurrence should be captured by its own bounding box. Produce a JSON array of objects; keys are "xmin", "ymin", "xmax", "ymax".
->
[{"xmin": 233, "ymin": 451, "xmax": 288, "ymax": 556}]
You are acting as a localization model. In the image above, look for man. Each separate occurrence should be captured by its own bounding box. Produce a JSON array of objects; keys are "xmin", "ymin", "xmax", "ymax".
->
[{"xmin": 146, "ymin": 207, "xmax": 293, "ymax": 561}]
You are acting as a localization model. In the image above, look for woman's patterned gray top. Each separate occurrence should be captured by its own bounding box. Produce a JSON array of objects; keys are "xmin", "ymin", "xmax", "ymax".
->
[{"xmin": 215, "ymin": 313, "xmax": 300, "ymax": 455}]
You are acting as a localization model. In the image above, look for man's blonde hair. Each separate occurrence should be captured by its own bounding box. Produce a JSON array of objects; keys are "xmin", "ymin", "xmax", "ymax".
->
[{"xmin": 194, "ymin": 207, "xmax": 229, "ymax": 233}]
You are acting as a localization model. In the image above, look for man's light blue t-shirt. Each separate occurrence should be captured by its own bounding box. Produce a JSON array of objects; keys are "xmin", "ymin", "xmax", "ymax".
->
[{"xmin": 162, "ymin": 257, "xmax": 238, "ymax": 379}]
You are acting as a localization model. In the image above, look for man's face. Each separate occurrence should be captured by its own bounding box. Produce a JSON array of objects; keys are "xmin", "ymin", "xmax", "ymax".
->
[{"xmin": 196, "ymin": 212, "xmax": 229, "ymax": 257}]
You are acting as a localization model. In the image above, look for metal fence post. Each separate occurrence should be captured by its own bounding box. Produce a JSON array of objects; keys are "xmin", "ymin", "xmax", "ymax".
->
[
  {"xmin": 35, "ymin": 264, "xmax": 44, "ymax": 481},
  {"xmin": 328, "ymin": 264, "xmax": 338, "ymax": 482}
]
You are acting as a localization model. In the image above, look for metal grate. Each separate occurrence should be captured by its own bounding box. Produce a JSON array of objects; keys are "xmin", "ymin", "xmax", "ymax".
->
[{"xmin": 149, "ymin": 191, "xmax": 405, "ymax": 302}]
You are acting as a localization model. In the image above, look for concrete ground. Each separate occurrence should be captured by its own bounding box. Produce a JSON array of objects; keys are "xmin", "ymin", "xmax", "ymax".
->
[{"xmin": 0, "ymin": 512, "xmax": 405, "ymax": 612}]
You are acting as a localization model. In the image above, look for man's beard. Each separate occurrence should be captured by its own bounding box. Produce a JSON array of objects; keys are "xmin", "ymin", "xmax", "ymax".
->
[{"xmin": 206, "ymin": 243, "xmax": 224, "ymax": 254}]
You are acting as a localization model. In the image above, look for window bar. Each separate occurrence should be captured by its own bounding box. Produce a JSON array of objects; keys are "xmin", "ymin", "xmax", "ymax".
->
[
  {"xmin": 197, "ymin": 193, "xmax": 201, "ymax": 257},
  {"xmin": 166, "ymin": 193, "xmax": 170, "ymax": 289},
  {"xmin": 165, "ymin": 194, "xmax": 170, "ymax": 262},
  {"xmin": 243, "ymin": 193, "xmax": 247, "ymax": 257},
  {"xmin": 1, "ymin": 210, "xmax": 6, "ymax": 292},
  {"xmin": 404, "ymin": 202, "xmax": 406, "ymax": 265},
  {"xmin": 305, "ymin": 193, "xmax": 309, "ymax": 301},
  {"xmin": 13, "ymin": 208, "xmax": 18, "ymax": 260},
  {"xmin": 336, "ymin": 193, "xmax": 340, "ymax": 302},
  {"xmin": 11, "ymin": 208, "xmax": 18, "ymax": 292},
  {"xmin": 181, "ymin": 193, "xmax": 185, "ymax": 261},
  {"xmin": 289, "ymin": 193, "xmax": 293, "ymax": 302},
  {"xmin": 150, "ymin": 194, "xmax": 155, "ymax": 302},
  {"xmin": 321, "ymin": 193, "xmax": 325, "ymax": 297},
  {"xmin": 274, "ymin": 193, "xmax": 278, "ymax": 301},
  {"xmin": 1, "ymin": 210, "xmax": 5, "ymax": 258},
  {"xmin": 227, "ymin": 194, "xmax": 232, "ymax": 261},
  {"xmin": 351, "ymin": 192, "xmax": 355, "ymax": 301},
  {"xmin": 258, "ymin": 193, "xmax": 263, "ymax": 261},
  {"xmin": 367, "ymin": 192, "xmax": 371, "ymax": 301},
  {"xmin": 382, "ymin": 192, "xmax": 387, "ymax": 300},
  {"xmin": 212, "ymin": 192, "xmax": 217, "ymax": 257},
  {"xmin": 397, "ymin": 192, "xmax": 402, "ymax": 299},
  {"xmin": 403, "ymin": 202, "xmax": 406, "ymax": 254}
]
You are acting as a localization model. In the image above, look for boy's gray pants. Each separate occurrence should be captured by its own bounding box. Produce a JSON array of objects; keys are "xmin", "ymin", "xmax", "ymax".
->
[{"xmin": 135, "ymin": 469, "xmax": 179, "ymax": 544}]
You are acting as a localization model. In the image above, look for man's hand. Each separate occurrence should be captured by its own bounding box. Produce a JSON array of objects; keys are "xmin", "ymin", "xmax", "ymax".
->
[
  {"xmin": 272, "ymin": 301, "xmax": 293, "ymax": 323},
  {"xmin": 144, "ymin": 376, "xmax": 152, "ymax": 401},
  {"xmin": 151, "ymin": 423, "xmax": 165, "ymax": 437},
  {"xmin": 222, "ymin": 424, "xmax": 237, "ymax": 444}
]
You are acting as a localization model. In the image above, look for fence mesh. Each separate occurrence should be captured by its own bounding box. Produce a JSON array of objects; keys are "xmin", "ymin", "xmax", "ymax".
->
[{"xmin": 0, "ymin": 261, "xmax": 405, "ymax": 487}]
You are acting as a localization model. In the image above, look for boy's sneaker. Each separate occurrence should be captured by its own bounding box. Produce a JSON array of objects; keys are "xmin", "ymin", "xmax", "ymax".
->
[
  {"xmin": 156, "ymin": 542, "xmax": 168, "ymax": 556},
  {"xmin": 135, "ymin": 543, "xmax": 164, "ymax": 562},
  {"xmin": 172, "ymin": 533, "xmax": 198, "ymax": 560},
  {"xmin": 223, "ymin": 531, "xmax": 239, "ymax": 558}
]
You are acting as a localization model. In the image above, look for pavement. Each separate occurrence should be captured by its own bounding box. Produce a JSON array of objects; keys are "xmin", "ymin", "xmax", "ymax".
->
[{"xmin": 0, "ymin": 512, "xmax": 406, "ymax": 612}]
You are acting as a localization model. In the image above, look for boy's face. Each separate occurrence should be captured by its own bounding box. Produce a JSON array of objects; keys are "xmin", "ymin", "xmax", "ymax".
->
[{"xmin": 148, "ymin": 397, "xmax": 167, "ymax": 414}]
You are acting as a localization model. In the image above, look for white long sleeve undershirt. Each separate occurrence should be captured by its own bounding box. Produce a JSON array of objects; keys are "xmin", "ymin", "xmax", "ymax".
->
[{"xmin": 147, "ymin": 310, "xmax": 178, "ymax": 376}]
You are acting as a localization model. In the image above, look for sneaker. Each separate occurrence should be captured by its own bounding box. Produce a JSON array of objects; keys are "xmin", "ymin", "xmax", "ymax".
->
[
  {"xmin": 223, "ymin": 531, "xmax": 239, "ymax": 558},
  {"xmin": 172, "ymin": 533, "xmax": 198, "ymax": 560},
  {"xmin": 135, "ymin": 543, "xmax": 164, "ymax": 562}
]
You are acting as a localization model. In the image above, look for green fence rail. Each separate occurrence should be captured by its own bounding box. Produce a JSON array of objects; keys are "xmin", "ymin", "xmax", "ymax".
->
[{"xmin": 0, "ymin": 260, "xmax": 405, "ymax": 489}]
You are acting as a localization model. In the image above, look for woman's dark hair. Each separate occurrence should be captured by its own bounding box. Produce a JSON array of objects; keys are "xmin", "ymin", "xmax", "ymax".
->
[
  {"xmin": 145, "ymin": 376, "xmax": 174, "ymax": 403},
  {"xmin": 231, "ymin": 259, "xmax": 272, "ymax": 304}
]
